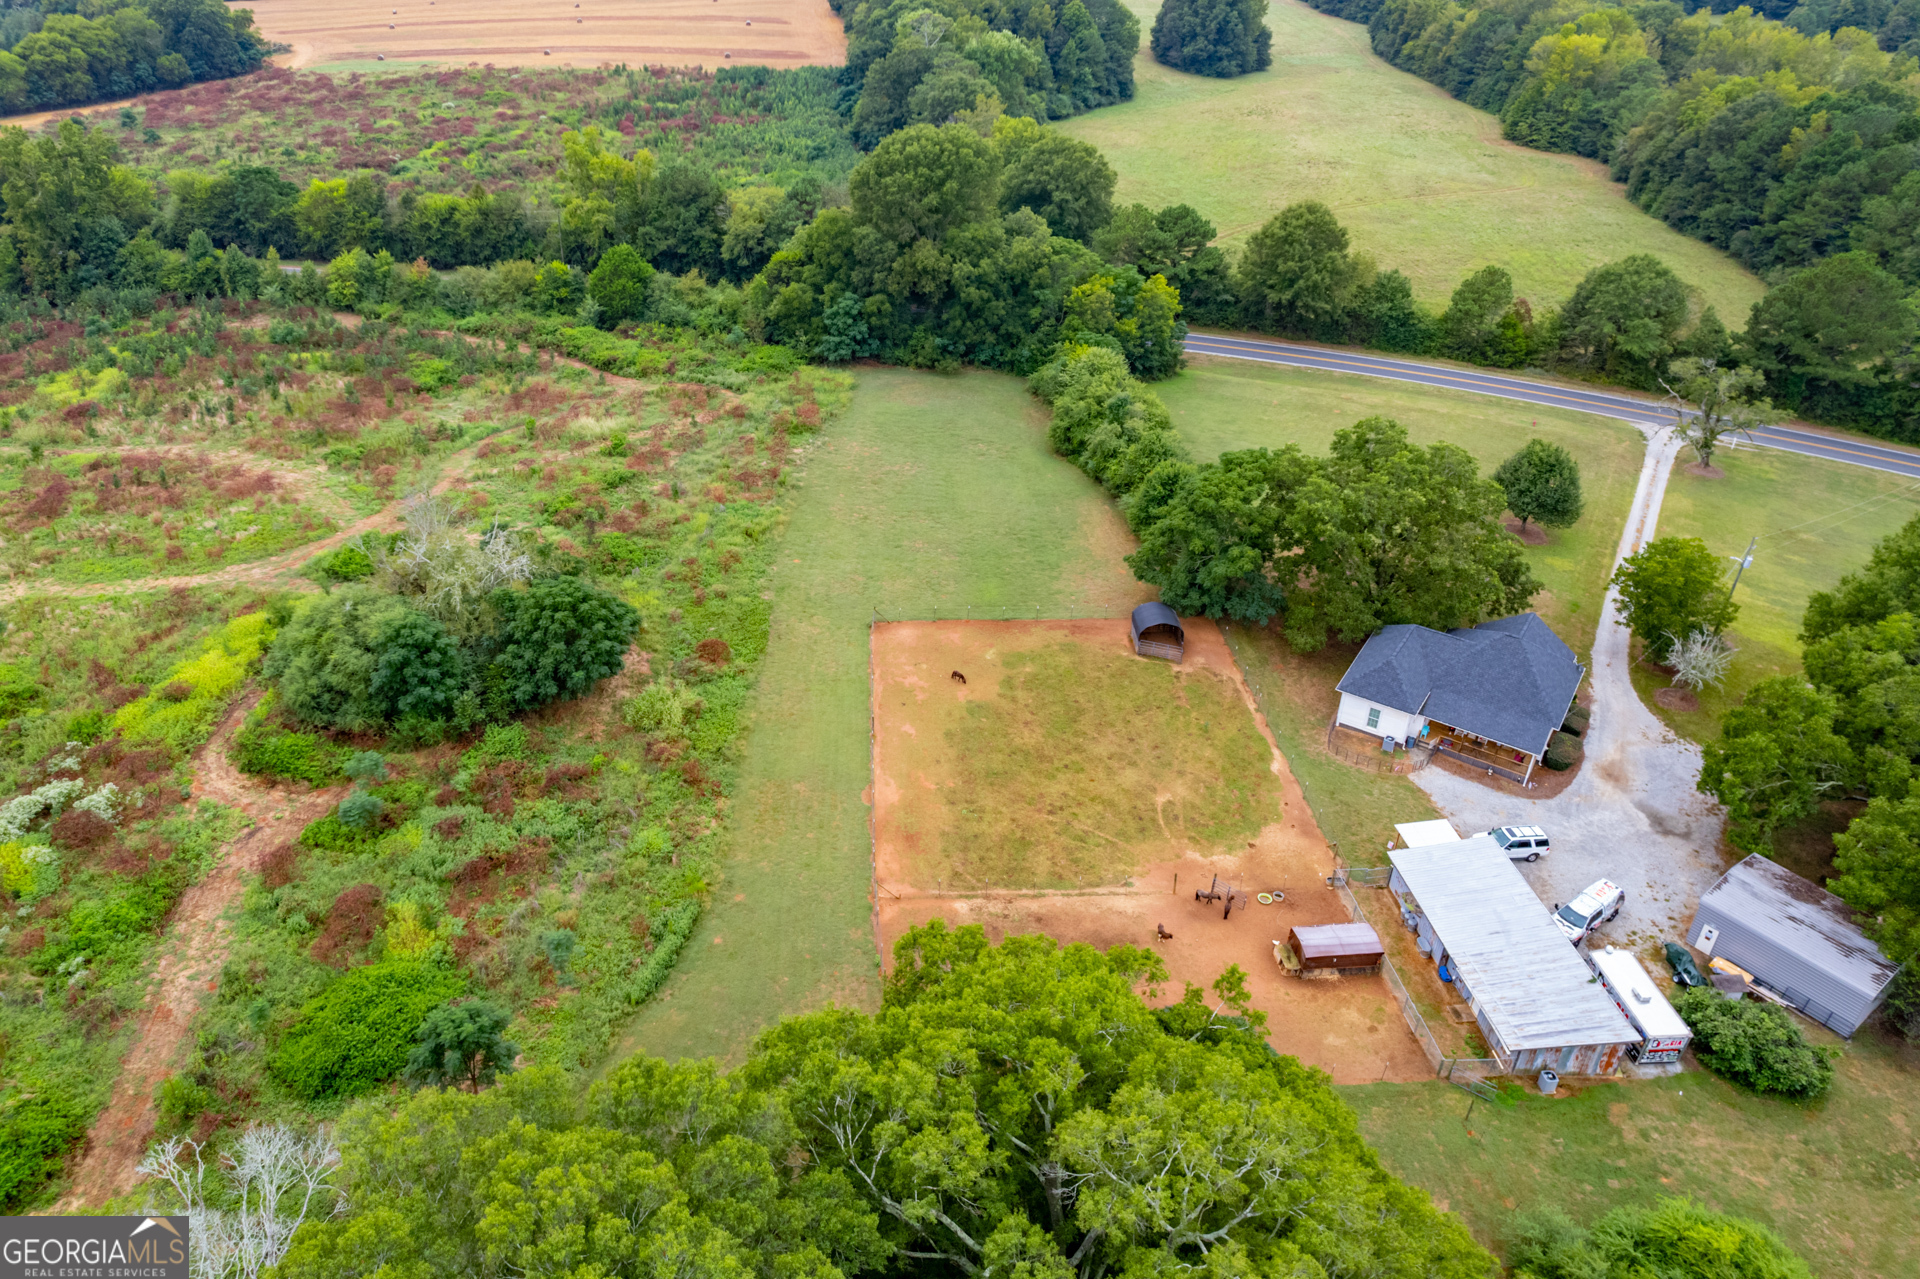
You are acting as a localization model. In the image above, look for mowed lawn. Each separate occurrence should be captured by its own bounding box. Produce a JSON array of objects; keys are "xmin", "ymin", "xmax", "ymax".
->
[
  {"xmin": 1636, "ymin": 446, "xmax": 1920, "ymax": 742},
  {"xmin": 1058, "ymin": 0, "xmax": 1765, "ymax": 315},
  {"xmin": 1164, "ymin": 355, "xmax": 1645, "ymax": 663},
  {"xmin": 1340, "ymin": 1029, "xmax": 1920, "ymax": 1278},
  {"xmin": 604, "ymin": 367, "xmax": 1145, "ymax": 1066}
]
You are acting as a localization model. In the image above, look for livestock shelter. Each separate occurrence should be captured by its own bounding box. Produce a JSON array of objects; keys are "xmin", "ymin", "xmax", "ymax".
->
[
  {"xmin": 1129, "ymin": 602, "xmax": 1185, "ymax": 662},
  {"xmin": 1335, "ymin": 612, "xmax": 1583, "ymax": 782},
  {"xmin": 1288, "ymin": 923, "xmax": 1384, "ymax": 974},
  {"xmin": 1389, "ymin": 834, "xmax": 1637, "ymax": 1075},
  {"xmin": 1689, "ymin": 854, "xmax": 1901, "ymax": 1036}
]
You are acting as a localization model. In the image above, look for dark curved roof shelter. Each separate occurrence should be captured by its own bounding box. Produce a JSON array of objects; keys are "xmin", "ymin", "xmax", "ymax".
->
[{"xmin": 1130, "ymin": 602, "xmax": 1185, "ymax": 662}]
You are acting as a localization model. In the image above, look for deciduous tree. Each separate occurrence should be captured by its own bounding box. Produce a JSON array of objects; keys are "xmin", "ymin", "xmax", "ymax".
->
[
  {"xmin": 1609, "ymin": 535, "xmax": 1737, "ymax": 660},
  {"xmin": 1662, "ymin": 357, "xmax": 1775, "ymax": 469},
  {"xmin": 405, "ymin": 1000, "xmax": 518, "ymax": 1093},
  {"xmin": 1492, "ymin": 437, "xmax": 1584, "ymax": 530},
  {"xmin": 1697, "ymin": 676, "xmax": 1852, "ymax": 852}
]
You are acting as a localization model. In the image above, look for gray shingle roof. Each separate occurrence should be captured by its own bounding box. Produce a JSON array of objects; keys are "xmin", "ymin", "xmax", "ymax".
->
[{"xmin": 1335, "ymin": 613, "xmax": 1584, "ymax": 757}]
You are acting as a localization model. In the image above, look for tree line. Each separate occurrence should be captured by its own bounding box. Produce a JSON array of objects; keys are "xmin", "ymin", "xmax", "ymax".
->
[
  {"xmin": 1302, "ymin": 0, "xmax": 1920, "ymax": 283},
  {"xmin": 834, "ymin": 0, "xmax": 1138, "ymax": 147},
  {"xmin": 0, "ymin": 0, "xmax": 266, "ymax": 112},
  {"xmin": 5, "ymin": 108, "xmax": 1915, "ymax": 436},
  {"xmin": 1033, "ymin": 343, "xmax": 1543, "ymax": 647}
]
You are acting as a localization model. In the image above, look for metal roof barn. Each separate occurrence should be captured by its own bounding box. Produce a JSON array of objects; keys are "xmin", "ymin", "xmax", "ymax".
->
[
  {"xmin": 1688, "ymin": 854, "xmax": 1901, "ymax": 1037},
  {"xmin": 1389, "ymin": 834, "xmax": 1635, "ymax": 1074}
]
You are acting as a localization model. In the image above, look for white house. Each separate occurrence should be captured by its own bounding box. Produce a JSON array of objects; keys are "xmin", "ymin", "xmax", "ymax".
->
[{"xmin": 1335, "ymin": 613, "xmax": 1584, "ymax": 783}]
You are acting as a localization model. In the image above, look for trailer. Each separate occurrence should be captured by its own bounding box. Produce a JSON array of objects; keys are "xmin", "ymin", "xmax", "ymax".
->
[{"xmin": 1589, "ymin": 946, "xmax": 1691, "ymax": 1064}]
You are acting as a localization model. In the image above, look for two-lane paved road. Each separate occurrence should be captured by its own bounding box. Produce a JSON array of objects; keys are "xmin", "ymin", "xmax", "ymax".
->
[{"xmin": 1185, "ymin": 331, "xmax": 1920, "ymax": 480}]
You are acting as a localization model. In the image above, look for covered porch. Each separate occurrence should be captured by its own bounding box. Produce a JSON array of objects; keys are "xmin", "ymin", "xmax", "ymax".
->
[{"xmin": 1423, "ymin": 720, "xmax": 1536, "ymax": 784}]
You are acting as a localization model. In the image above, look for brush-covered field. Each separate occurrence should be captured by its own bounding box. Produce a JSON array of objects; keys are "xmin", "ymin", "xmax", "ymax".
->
[
  {"xmin": 0, "ymin": 296, "xmax": 849, "ymax": 1208},
  {"xmin": 37, "ymin": 63, "xmax": 856, "ymax": 203},
  {"xmin": 1058, "ymin": 0, "xmax": 1767, "ymax": 315}
]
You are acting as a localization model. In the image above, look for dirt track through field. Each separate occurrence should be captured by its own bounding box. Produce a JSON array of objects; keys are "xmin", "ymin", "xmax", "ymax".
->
[
  {"xmin": 246, "ymin": 0, "xmax": 847, "ymax": 68},
  {"xmin": 870, "ymin": 617, "xmax": 1431, "ymax": 1084},
  {"xmin": 57, "ymin": 694, "xmax": 349, "ymax": 1209}
]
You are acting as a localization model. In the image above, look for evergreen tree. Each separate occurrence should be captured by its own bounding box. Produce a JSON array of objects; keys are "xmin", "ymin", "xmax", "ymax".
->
[{"xmin": 1150, "ymin": 0, "xmax": 1273, "ymax": 77}]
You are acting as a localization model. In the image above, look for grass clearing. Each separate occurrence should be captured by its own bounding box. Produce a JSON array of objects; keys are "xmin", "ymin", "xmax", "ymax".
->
[
  {"xmin": 1165, "ymin": 355, "xmax": 1645, "ymax": 664},
  {"xmin": 1639, "ymin": 447, "xmax": 1920, "ymax": 742},
  {"xmin": 605, "ymin": 367, "xmax": 1146, "ymax": 1065},
  {"xmin": 1339, "ymin": 1027, "xmax": 1920, "ymax": 1278},
  {"xmin": 873, "ymin": 622, "xmax": 1282, "ymax": 890},
  {"xmin": 1058, "ymin": 0, "xmax": 1765, "ymax": 315}
]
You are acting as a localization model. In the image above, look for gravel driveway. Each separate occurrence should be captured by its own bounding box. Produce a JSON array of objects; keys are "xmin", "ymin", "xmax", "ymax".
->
[{"xmin": 1414, "ymin": 425, "xmax": 1731, "ymax": 950}]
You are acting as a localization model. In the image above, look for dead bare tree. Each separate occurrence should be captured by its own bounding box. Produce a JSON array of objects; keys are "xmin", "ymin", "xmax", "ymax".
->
[
  {"xmin": 1665, "ymin": 628, "xmax": 1737, "ymax": 691},
  {"xmin": 365, "ymin": 492, "xmax": 533, "ymax": 636},
  {"xmin": 137, "ymin": 1124, "xmax": 341, "ymax": 1279}
]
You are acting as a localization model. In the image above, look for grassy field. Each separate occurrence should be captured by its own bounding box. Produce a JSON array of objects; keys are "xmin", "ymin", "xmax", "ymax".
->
[
  {"xmin": 1341, "ymin": 1028, "xmax": 1920, "ymax": 1278},
  {"xmin": 1058, "ymin": 0, "xmax": 1766, "ymax": 315},
  {"xmin": 1637, "ymin": 446, "xmax": 1920, "ymax": 742},
  {"xmin": 1166, "ymin": 355, "xmax": 1645, "ymax": 664},
  {"xmin": 604, "ymin": 367, "xmax": 1146, "ymax": 1065},
  {"xmin": 874, "ymin": 624, "xmax": 1282, "ymax": 889}
]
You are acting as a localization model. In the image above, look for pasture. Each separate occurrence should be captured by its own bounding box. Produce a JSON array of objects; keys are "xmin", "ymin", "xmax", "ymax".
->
[
  {"xmin": 1057, "ymin": 0, "xmax": 1767, "ymax": 316},
  {"xmin": 604, "ymin": 366, "xmax": 1149, "ymax": 1067},
  {"xmin": 247, "ymin": 0, "xmax": 846, "ymax": 71}
]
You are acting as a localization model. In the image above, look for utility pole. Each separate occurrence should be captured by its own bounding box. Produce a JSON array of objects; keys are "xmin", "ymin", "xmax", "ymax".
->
[{"xmin": 1728, "ymin": 536, "xmax": 1756, "ymax": 601}]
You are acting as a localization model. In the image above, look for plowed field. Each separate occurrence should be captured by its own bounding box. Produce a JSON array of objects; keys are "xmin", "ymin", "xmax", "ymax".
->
[{"xmin": 249, "ymin": 0, "xmax": 846, "ymax": 69}]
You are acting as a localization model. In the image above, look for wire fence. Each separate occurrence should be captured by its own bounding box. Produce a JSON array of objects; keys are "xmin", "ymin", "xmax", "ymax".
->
[{"xmin": 870, "ymin": 604, "xmax": 1120, "ymax": 625}]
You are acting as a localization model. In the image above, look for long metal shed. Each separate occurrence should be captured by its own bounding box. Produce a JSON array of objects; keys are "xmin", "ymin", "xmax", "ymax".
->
[
  {"xmin": 1688, "ymin": 854, "xmax": 1901, "ymax": 1036},
  {"xmin": 1389, "ymin": 834, "xmax": 1636, "ymax": 1075}
]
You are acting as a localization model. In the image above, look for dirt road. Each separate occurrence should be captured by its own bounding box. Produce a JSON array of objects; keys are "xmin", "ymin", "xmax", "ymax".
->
[{"xmin": 56, "ymin": 694, "xmax": 348, "ymax": 1209}]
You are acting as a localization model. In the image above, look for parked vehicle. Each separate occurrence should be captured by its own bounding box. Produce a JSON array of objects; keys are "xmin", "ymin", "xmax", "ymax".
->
[
  {"xmin": 1590, "ymin": 945, "xmax": 1691, "ymax": 1064},
  {"xmin": 1553, "ymin": 878, "xmax": 1625, "ymax": 943},
  {"xmin": 1482, "ymin": 825, "xmax": 1551, "ymax": 861},
  {"xmin": 1664, "ymin": 942, "xmax": 1704, "ymax": 988}
]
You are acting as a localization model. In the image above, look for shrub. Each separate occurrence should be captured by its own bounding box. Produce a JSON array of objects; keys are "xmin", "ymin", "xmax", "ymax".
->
[
  {"xmin": 154, "ymin": 1074, "xmax": 215, "ymax": 1136},
  {"xmin": 1508, "ymin": 1198, "xmax": 1812, "ymax": 1279},
  {"xmin": 369, "ymin": 609, "xmax": 465, "ymax": 722},
  {"xmin": 48, "ymin": 807, "xmax": 114, "ymax": 849},
  {"xmin": 311, "ymin": 543, "xmax": 376, "ymax": 583},
  {"xmin": 405, "ymin": 1000, "xmax": 518, "ymax": 1092},
  {"xmin": 0, "ymin": 841, "xmax": 58, "ymax": 900},
  {"xmin": 463, "ymin": 723, "xmax": 531, "ymax": 769},
  {"xmin": 1674, "ymin": 988, "xmax": 1837, "ymax": 1098},
  {"xmin": 63, "ymin": 709, "xmax": 109, "ymax": 744},
  {"xmin": 0, "ymin": 1089, "xmax": 85, "ymax": 1211},
  {"xmin": 343, "ymin": 752, "xmax": 388, "ymax": 784},
  {"xmin": 338, "ymin": 789, "xmax": 387, "ymax": 832},
  {"xmin": 1561, "ymin": 704, "xmax": 1590, "ymax": 735},
  {"xmin": 623, "ymin": 678, "xmax": 703, "ymax": 736},
  {"xmin": 488, "ymin": 577, "xmax": 640, "ymax": 713},
  {"xmin": 1543, "ymin": 730, "xmax": 1582, "ymax": 771},
  {"xmin": 271, "ymin": 961, "xmax": 466, "ymax": 1100},
  {"xmin": 1883, "ymin": 967, "xmax": 1920, "ymax": 1042},
  {"xmin": 231, "ymin": 723, "xmax": 346, "ymax": 785},
  {"xmin": 0, "ymin": 663, "xmax": 43, "ymax": 718},
  {"xmin": 298, "ymin": 813, "xmax": 373, "ymax": 854}
]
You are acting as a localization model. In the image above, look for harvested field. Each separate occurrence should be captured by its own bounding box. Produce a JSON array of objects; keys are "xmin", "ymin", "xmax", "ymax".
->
[
  {"xmin": 249, "ymin": 0, "xmax": 847, "ymax": 69},
  {"xmin": 872, "ymin": 616, "xmax": 1432, "ymax": 1084}
]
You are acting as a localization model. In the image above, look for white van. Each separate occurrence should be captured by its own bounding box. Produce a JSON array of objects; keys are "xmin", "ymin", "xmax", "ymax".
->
[{"xmin": 1553, "ymin": 878, "xmax": 1625, "ymax": 943}]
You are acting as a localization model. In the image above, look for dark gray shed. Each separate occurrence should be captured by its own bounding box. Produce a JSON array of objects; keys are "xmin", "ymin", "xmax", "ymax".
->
[
  {"xmin": 1688, "ymin": 854, "xmax": 1901, "ymax": 1036},
  {"xmin": 1130, "ymin": 603, "xmax": 1184, "ymax": 662}
]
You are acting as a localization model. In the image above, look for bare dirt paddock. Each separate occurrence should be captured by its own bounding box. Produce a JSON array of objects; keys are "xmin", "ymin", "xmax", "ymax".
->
[
  {"xmin": 870, "ymin": 617, "xmax": 1432, "ymax": 1084},
  {"xmin": 246, "ymin": 0, "xmax": 847, "ymax": 70}
]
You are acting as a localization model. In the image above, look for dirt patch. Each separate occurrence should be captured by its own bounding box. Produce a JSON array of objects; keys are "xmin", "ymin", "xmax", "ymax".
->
[
  {"xmin": 871, "ymin": 616, "xmax": 1431, "ymax": 1085},
  {"xmin": 247, "ymin": 0, "xmax": 847, "ymax": 69},
  {"xmin": 1654, "ymin": 686, "xmax": 1700, "ymax": 712},
  {"xmin": 1683, "ymin": 463, "xmax": 1726, "ymax": 479},
  {"xmin": 1502, "ymin": 518, "xmax": 1551, "ymax": 545},
  {"xmin": 57, "ymin": 691, "xmax": 349, "ymax": 1210}
]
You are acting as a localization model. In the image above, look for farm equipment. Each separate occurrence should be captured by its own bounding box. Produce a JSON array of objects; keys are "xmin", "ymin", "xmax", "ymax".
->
[{"xmin": 1194, "ymin": 875, "xmax": 1252, "ymax": 919}]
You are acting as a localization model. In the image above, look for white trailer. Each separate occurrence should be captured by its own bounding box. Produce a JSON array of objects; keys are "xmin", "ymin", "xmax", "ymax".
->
[{"xmin": 1589, "ymin": 946, "xmax": 1691, "ymax": 1064}]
